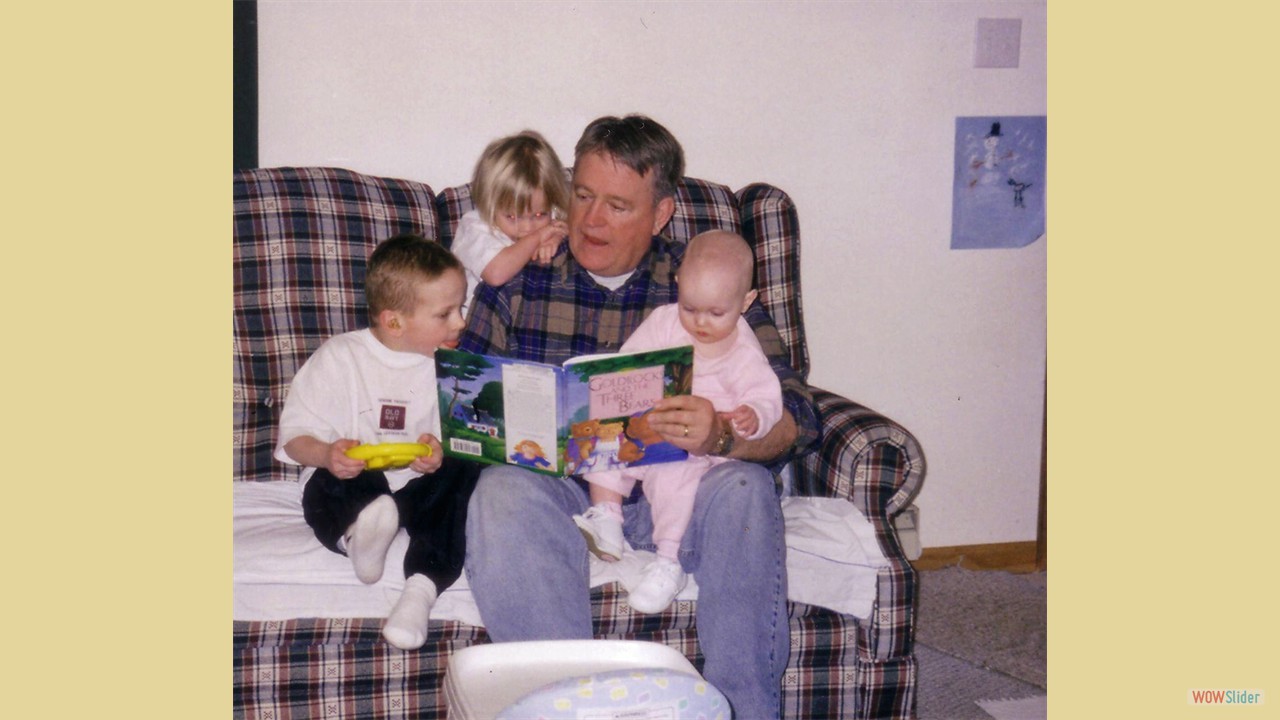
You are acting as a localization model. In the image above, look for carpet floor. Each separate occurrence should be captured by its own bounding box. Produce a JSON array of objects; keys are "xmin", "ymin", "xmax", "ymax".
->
[
  {"xmin": 915, "ymin": 644, "xmax": 1045, "ymax": 719},
  {"xmin": 914, "ymin": 566, "xmax": 1047, "ymax": 719}
]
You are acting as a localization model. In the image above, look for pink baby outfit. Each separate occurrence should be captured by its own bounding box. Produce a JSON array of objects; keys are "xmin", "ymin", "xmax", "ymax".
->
[{"xmin": 585, "ymin": 304, "xmax": 783, "ymax": 560}]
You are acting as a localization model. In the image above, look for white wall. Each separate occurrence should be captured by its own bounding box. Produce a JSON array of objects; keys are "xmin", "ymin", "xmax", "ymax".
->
[{"xmin": 256, "ymin": 0, "xmax": 1047, "ymax": 548}]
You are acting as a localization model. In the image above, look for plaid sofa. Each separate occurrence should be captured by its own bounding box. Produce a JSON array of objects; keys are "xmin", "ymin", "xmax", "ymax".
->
[{"xmin": 233, "ymin": 167, "xmax": 925, "ymax": 719}]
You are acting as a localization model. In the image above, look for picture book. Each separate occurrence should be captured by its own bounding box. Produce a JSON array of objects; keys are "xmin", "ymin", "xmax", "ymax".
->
[{"xmin": 435, "ymin": 345, "xmax": 694, "ymax": 476}]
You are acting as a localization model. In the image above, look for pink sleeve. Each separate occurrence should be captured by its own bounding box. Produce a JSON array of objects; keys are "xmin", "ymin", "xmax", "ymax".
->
[
  {"xmin": 619, "ymin": 305, "xmax": 682, "ymax": 353},
  {"xmin": 720, "ymin": 324, "xmax": 784, "ymax": 440}
]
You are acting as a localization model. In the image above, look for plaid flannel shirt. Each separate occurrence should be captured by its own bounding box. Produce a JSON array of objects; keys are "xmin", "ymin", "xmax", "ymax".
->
[{"xmin": 458, "ymin": 234, "xmax": 819, "ymax": 469}]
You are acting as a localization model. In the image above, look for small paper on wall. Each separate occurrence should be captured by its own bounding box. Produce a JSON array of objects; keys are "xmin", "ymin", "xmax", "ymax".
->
[{"xmin": 951, "ymin": 115, "xmax": 1046, "ymax": 249}]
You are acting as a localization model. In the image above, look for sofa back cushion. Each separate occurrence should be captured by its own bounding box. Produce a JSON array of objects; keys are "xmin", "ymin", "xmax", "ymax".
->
[
  {"xmin": 436, "ymin": 176, "xmax": 809, "ymax": 379},
  {"xmin": 232, "ymin": 168, "xmax": 809, "ymax": 484},
  {"xmin": 233, "ymin": 167, "xmax": 438, "ymax": 482},
  {"xmin": 736, "ymin": 184, "xmax": 809, "ymax": 381}
]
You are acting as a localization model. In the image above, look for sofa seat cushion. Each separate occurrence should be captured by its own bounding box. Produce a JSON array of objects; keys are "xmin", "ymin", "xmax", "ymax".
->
[{"xmin": 234, "ymin": 482, "xmax": 889, "ymax": 624}]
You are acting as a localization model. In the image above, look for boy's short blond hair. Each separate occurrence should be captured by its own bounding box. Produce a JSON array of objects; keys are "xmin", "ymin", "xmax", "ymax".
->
[
  {"xmin": 471, "ymin": 131, "xmax": 570, "ymax": 227},
  {"xmin": 365, "ymin": 233, "xmax": 462, "ymax": 321}
]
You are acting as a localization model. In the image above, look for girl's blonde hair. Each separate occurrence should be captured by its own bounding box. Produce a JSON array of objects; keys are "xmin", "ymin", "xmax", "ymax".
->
[{"xmin": 471, "ymin": 131, "xmax": 570, "ymax": 227}]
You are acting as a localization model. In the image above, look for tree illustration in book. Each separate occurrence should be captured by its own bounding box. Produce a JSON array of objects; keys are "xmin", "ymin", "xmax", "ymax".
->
[{"xmin": 435, "ymin": 346, "xmax": 693, "ymax": 476}]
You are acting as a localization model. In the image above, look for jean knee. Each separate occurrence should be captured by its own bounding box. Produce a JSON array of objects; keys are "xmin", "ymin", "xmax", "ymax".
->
[
  {"xmin": 467, "ymin": 467, "xmax": 519, "ymax": 541},
  {"xmin": 700, "ymin": 462, "xmax": 778, "ymax": 511},
  {"xmin": 468, "ymin": 467, "xmax": 587, "ymax": 538},
  {"xmin": 471, "ymin": 465, "xmax": 534, "ymax": 511}
]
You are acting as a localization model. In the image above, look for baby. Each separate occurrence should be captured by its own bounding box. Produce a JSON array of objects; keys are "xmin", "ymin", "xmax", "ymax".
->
[{"xmin": 574, "ymin": 230, "xmax": 783, "ymax": 612}]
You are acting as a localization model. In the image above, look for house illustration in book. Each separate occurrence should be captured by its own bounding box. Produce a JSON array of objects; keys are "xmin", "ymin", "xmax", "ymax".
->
[{"xmin": 450, "ymin": 403, "xmax": 500, "ymax": 438}]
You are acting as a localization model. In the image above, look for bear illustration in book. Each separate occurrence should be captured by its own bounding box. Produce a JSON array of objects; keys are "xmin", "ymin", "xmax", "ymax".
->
[{"xmin": 568, "ymin": 419, "xmax": 626, "ymax": 474}]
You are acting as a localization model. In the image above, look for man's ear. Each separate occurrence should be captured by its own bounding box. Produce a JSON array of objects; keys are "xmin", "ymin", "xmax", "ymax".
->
[
  {"xmin": 742, "ymin": 288, "xmax": 759, "ymax": 313},
  {"xmin": 651, "ymin": 196, "xmax": 676, "ymax": 236}
]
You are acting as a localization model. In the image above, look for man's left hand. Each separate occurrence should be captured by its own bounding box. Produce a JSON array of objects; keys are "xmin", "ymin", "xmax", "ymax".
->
[{"xmin": 647, "ymin": 395, "xmax": 723, "ymax": 456}]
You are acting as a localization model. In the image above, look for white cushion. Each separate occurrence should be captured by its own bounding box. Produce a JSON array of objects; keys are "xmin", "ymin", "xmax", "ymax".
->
[{"xmin": 233, "ymin": 482, "xmax": 888, "ymax": 622}]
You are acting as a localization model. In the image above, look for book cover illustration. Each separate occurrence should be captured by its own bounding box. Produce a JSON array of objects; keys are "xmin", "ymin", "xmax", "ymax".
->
[{"xmin": 436, "ymin": 346, "xmax": 694, "ymax": 476}]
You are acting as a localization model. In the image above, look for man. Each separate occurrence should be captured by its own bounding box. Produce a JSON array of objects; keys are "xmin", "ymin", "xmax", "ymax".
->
[{"xmin": 460, "ymin": 114, "xmax": 819, "ymax": 718}]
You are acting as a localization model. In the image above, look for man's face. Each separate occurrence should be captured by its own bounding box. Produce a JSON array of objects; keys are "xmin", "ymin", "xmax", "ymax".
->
[{"xmin": 568, "ymin": 151, "xmax": 674, "ymax": 277}]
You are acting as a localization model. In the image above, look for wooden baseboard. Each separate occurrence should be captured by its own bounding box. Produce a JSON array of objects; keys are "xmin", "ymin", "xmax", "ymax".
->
[{"xmin": 912, "ymin": 541, "xmax": 1042, "ymax": 573}]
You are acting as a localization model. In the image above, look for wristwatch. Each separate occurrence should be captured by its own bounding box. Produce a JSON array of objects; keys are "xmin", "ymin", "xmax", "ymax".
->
[{"xmin": 710, "ymin": 423, "xmax": 735, "ymax": 457}]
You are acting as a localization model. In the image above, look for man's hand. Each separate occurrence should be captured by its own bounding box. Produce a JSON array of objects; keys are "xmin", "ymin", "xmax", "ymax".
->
[
  {"xmin": 646, "ymin": 395, "xmax": 720, "ymax": 455},
  {"xmin": 643, "ymin": 397, "xmax": 799, "ymax": 463}
]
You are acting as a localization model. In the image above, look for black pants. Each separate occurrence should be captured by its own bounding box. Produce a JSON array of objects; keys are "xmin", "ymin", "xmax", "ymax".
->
[{"xmin": 301, "ymin": 456, "xmax": 482, "ymax": 592}]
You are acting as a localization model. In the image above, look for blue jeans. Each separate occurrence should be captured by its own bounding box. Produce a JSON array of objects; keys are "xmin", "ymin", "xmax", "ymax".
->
[{"xmin": 465, "ymin": 461, "xmax": 790, "ymax": 719}]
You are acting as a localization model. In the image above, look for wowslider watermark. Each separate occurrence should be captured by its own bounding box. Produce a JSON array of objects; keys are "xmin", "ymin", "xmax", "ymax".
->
[{"xmin": 1188, "ymin": 689, "xmax": 1265, "ymax": 706}]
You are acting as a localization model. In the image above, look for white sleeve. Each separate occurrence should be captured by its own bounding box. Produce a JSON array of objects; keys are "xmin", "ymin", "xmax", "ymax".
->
[
  {"xmin": 451, "ymin": 211, "xmax": 511, "ymax": 282},
  {"xmin": 273, "ymin": 341, "xmax": 351, "ymax": 466}
]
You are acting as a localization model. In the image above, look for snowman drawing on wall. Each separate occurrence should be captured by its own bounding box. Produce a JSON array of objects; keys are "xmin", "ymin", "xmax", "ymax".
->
[
  {"xmin": 951, "ymin": 115, "xmax": 1046, "ymax": 249},
  {"xmin": 968, "ymin": 122, "xmax": 1033, "ymax": 208}
]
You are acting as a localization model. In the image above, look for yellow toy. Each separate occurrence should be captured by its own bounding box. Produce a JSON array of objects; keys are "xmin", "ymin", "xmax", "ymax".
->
[{"xmin": 345, "ymin": 442, "xmax": 433, "ymax": 471}]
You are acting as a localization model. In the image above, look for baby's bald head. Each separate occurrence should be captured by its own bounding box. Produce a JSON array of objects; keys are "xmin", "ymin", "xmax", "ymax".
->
[{"xmin": 679, "ymin": 230, "xmax": 756, "ymax": 302}]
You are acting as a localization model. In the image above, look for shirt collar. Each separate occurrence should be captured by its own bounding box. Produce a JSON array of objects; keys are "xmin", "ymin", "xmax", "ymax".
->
[{"xmin": 566, "ymin": 235, "xmax": 681, "ymax": 292}]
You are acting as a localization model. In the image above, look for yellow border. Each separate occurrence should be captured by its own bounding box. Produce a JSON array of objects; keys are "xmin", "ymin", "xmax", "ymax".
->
[{"xmin": 10, "ymin": 5, "xmax": 230, "ymax": 717}]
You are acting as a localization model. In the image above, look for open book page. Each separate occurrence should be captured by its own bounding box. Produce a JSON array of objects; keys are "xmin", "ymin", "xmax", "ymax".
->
[
  {"xmin": 500, "ymin": 362, "xmax": 561, "ymax": 473},
  {"xmin": 436, "ymin": 350, "xmax": 564, "ymax": 474},
  {"xmin": 561, "ymin": 346, "xmax": 694, "ymax": 475},
  {"xmin": 435, "ymin": 346, "xmax": 693, "ymax": 476}
]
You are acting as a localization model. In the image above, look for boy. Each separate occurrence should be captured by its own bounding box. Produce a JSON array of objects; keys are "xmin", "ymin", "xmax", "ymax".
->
[{"xmin": 274, "ymin": 233, "xmax": 479, "ymax": 650}]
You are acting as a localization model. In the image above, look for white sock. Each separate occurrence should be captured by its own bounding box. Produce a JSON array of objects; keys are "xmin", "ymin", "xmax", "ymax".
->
[
  {"xmin": 346, "ymin": 495, "xmax": 399, "ymax": 584},
  {"xmin": 382, "ymin": 574, "xmax": 438, "ymax": 650}
]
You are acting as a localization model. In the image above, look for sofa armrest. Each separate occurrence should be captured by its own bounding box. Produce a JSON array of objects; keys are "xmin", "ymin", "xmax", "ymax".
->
[
  {"xmin": 794, "ymin": 387, "xmax": 925, "ymax": 525},
  {"xmin": 794, "ymin": 387, "xmax": 925, "ymax": 662}
]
